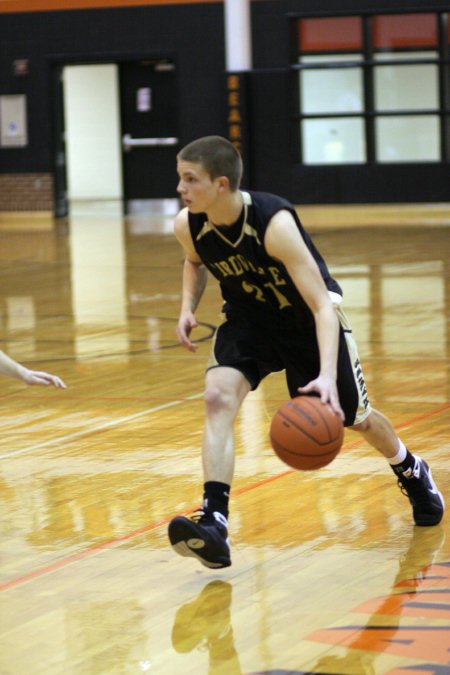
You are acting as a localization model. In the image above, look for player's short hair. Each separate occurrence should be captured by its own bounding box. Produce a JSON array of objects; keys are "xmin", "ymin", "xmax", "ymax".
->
[{"xmin": 178, "ymin": 136, "xmax": 243, "ymax": 191}]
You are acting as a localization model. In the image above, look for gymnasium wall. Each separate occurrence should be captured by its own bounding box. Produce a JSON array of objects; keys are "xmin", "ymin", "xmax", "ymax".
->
[
  {"xmin": 0, "ymin": 0, "xmax": 448, "ymax": 210},
  {"xmin": 0, "ymin": 2, "xmax": 226, "ymax": 211}
]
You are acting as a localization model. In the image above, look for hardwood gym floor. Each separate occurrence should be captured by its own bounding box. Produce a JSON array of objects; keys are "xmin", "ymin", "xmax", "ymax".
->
[{"xmin": 0, "ymin": 203, "xmax": 449, "ymax": 674}]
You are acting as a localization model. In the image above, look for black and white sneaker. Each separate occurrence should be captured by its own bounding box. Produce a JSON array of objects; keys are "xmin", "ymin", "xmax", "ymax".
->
[
  {"xmin": 397, "ymin": 456, "xmax": 445, "ymax": 526},
  {"xmin": 168, "ymin": 510, "xmax": 231, "ymax": 568}
]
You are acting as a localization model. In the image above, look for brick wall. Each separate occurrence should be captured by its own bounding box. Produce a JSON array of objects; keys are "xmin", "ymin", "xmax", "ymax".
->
[{"xmin": 0, "ymin": 173, "xmax": 53, "ymax": 211}]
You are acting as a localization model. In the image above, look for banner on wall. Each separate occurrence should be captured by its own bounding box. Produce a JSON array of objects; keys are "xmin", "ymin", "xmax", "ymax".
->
[{"xmin": 225, "ymin": 72, "xmax": 250, "ymax": 186}]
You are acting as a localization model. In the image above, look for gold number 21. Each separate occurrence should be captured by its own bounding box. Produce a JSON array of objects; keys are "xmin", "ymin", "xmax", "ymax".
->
[{"xmin": 242, "ymin": 281, "xmax": 291, "ymax": 310}]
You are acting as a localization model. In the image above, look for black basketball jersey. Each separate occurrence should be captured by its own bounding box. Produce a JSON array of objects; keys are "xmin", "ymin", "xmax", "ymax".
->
[{"xmin": 187, "ymin": 190, "xmax": 342, "ymax": 328}]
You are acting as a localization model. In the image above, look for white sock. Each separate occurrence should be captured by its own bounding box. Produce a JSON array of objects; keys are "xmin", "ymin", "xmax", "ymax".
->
[{"xmin": 388, "ymin": 439, "xmax": 407, "ymax": 466}]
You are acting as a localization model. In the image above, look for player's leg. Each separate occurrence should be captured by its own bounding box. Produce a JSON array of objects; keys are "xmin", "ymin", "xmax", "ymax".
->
[
  {"xmin": 335, "ymin": 303, "xmax": 444, "ymax": 526},
  {"xmin": 202, "ymin": 365, "xmax": 251, "ymax": 487},
  {"xmin": 350, "ymin": 407, "xmax": 399, "ymax": 457},
  {"xmin": 168, "ymin": 366, "xmax": 250, "ymax": 569},
  {"xmin": 351, "ymin": 409, "xmax": 444, "ymax": 526},
  {"xmin": 168, "ymin": 314, "xmax": 274, "ymax": 568}
]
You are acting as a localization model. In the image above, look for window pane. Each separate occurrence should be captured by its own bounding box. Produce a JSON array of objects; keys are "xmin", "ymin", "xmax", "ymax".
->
[
  {"xmin": 374, "ymin": 52, "xmax": 439, "ymax": 110},
  {"xmin": 300, "ymin": 55, "xmax": 363, "ymax": 114},
  {"xmin": 376, "ymin": 116, "xmax": 440, "ymax": 161},
  {"xmin": 298, "ymin": 17, "xmax": 362, "ymax": 52},
  {"xmin": 302, "ymin": 118, "xmax": 366, "ymax": 164},
  {"xmin": 374, "ymin": 14, "xmax": 437, "ymax": 49}
]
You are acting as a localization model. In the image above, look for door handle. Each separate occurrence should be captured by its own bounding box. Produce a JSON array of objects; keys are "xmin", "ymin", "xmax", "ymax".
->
[{"xmin": 122, "ymin": 134, "xmax": 179, "ymax": 151}]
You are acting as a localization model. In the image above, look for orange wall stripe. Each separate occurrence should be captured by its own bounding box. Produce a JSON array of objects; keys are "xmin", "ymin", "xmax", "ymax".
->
[{"xmin": 0, "ymin": 0, "xmax": 221, "ymax": 13}]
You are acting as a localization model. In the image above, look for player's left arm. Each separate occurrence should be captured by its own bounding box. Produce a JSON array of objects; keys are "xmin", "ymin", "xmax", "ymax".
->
[{"xmin": 265, "ymin": 210, "xmax": 344, "ymax": 420}]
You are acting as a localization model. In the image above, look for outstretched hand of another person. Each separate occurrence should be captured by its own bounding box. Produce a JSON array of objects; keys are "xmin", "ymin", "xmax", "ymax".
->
[
  {"xmin": 0, "ymin": 350, "xmax": 67, "ymax": 389},
  {"xmin": 298, "ymin": 374, "xmax": 344, "ymax": 422},
  {"xmin": 19, "ymin": 368, "xmax": 67, "ymax": 388}
]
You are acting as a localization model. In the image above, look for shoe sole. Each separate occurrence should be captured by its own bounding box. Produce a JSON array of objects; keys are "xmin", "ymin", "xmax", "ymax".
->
[
  {"xmin": 171, "ymin": 540, "xmax": 231, "ymax": 569},
  {"xmin": 168, "ymin": 520, "xmax": 231, "ymax": 569}
]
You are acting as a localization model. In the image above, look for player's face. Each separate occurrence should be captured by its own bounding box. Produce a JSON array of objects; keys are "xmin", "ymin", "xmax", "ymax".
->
[{"xmin": 176, "ymin": 160, "xmax": 221, "ymax": 213}]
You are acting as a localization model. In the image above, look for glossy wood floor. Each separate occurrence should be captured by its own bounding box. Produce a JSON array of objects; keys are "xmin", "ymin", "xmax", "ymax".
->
[{"xmin": 0, "ymin": 204, "xmax": 449, "ymax": 675}]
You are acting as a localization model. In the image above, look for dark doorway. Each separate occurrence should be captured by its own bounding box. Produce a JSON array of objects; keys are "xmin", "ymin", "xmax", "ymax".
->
[{"xmin": 119, "ymin": 59, "xmax": 180, "ymax": 214}]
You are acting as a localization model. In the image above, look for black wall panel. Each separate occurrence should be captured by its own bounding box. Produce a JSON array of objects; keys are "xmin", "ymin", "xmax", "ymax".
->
[
  {"xmin": 292, "ymin": 164, "xmax": 450, "ymax": 204},
  {"xmin": 247, "ymin": 69, "xmax": 293, "ymax": 198},
  {"xmin": 0, "ymin": 4, "xmax": 226, "ymax": 174}
]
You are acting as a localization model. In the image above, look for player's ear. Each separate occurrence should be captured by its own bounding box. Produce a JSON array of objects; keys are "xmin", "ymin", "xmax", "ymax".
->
[{"xmin": 218, "ymin": 176, "xmax": 230, "ymax": 192}]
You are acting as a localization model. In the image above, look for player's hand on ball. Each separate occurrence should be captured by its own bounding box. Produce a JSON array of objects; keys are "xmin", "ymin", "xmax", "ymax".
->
[{"xmin": 298, "ymin": 375, "xmax": 344, "ymax": 422}]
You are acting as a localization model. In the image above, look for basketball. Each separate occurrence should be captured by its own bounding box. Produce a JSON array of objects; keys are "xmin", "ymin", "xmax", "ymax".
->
[{"xmin": 269, "ymin": 395, "xmax": 344, "ymax": 470}]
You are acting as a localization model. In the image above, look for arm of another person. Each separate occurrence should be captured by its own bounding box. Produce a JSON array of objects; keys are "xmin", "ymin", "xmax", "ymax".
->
[
  {"xmin": 173, "ymin": 208, "xmax": 209, "ymax": 352},
  {"xmin": 264, "ymin": 209, "xmax": 343, "ymax": 419},
  {"xmin": 0, "ymin": 350, "xmax": 66, "ymax": 388}
]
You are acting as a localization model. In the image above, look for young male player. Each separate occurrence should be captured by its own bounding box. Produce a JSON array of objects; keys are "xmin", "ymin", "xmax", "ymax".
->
[{"xmin": 168, "ymin": 135, "xmax": 444, "ymax": 569}]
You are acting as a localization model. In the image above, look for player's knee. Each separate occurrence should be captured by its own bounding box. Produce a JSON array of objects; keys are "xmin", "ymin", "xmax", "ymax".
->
[
  {"xmin": 349, "ymin": 413, "xmax": 372, "ymax": 433},
  {"xmin": 204, "ymin": 384, "xmax": 237, "ymax": 414}
]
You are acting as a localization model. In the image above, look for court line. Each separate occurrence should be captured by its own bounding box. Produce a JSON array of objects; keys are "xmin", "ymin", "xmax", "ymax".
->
[
  {"xmin": 0, "ymin": 393, "xmax": 204, "ymax": 460},
  {"xmin": 1, "ymin": 399, "xmax": 447, "ymax": 461},
  {"xmin": 343, "ymin": 402, "xmax": 450, "ymax": 450},
  {"xmin": 0, "ymin": 402, "xmax": 447, "ymax": 593}
]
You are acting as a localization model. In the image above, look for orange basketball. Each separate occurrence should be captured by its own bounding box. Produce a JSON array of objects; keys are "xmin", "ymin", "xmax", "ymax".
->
[{"xmin": 270, "ymin": 395, "xmax": 344, "ymax": 470}]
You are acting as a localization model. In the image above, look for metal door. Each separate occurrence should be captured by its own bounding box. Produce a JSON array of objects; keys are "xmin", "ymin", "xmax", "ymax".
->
[{"xmin": 119, "ymin": 59, "xmax": 179, "ymax": 214}]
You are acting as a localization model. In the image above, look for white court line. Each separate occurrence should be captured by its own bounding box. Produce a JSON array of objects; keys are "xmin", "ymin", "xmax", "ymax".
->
[{"xmin": 0, "ymin": 392, "xmax": 204, "ymax": 460}]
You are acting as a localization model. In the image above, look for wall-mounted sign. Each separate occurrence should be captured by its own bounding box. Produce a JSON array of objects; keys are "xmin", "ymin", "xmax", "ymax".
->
[
  {"xmin": 0, "ymin": 95, "xmax": 28, "ymax": 147},
  {"xmin": 137, "ymin": 87, "xmax": 151, "ymax": 112}
]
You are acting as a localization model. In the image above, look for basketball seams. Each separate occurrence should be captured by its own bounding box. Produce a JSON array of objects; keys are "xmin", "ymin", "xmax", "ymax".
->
[
  {"xmin": 298, "ymin": 397, "xmax": 334, "ymax": 442},
  {"xmin": 275, "ymin": 410, "xmax": 336, "ymax": 447},
  {"xmin": 276, "ymin": 405, "xmax": 341, "ymax": 446},
  {"xmin": 271, "ymin": 438, "xmax": 340, "ymax": 459}
]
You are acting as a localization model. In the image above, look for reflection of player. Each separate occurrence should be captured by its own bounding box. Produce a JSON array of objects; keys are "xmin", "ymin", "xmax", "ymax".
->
[
  {"xmin": 172, "ymin": 580, "xmax": 242, "ymax": 674},
  {"xmin": 0, "ymin": 349, "xmax": 66, "ymax": 388},
  {"xmin": 21, "ymin": 472, "xmax": 196, "ymax": 550},
  {"xmin": 309, "ymin": 525, "xmax": 446, "ymax": 674},
  {"xmin": 237, "ymin": 473, "xmax": 400, "ymax": 550}
]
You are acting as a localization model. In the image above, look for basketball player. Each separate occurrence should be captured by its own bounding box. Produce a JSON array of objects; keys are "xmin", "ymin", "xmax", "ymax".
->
[
  {"xmin": 0, "ymin": 349, "xmax": 66, "ymax": 388},
  {"xmin": 168, "ymin": 136, "xmax": 444, "ymax": 569}
]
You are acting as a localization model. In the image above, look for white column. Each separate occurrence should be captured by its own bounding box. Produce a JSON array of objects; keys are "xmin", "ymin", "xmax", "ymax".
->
[{"xmin": 224, "ymin": 0, "xmax": 252, "ymax": 71}]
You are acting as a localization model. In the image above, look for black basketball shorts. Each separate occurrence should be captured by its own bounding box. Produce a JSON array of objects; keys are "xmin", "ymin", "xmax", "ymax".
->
[{"xmin": 206, "ymin": 301, "xmax": 371, "ymax": 427}]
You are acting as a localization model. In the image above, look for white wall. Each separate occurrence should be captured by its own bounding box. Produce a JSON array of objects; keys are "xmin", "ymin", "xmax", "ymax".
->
[{"xmin": 63, "ymin": 64, "xmax": 123, "ymax": 200}]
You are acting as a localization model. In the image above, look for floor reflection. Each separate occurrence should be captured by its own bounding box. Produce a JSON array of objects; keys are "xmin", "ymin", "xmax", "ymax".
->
[
  {"xmin": 307, "ymin": 525, "xmax": 447, "ymax": 673},
  {"xmin": 69, "ymin": 211, "xmax": 128, "ymax": 361},
  {"xmin": 172, "ymin": 580, "xmax": 242, "ymax": 674}
]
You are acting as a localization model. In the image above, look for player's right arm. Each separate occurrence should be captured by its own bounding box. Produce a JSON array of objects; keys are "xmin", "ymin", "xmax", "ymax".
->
[{"xmin": 174, "ymin": 208, "xmax": 209, "ymax": 352}]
